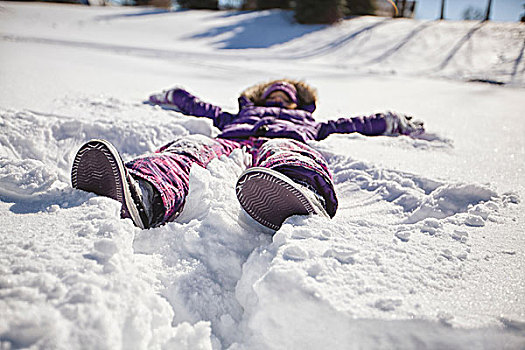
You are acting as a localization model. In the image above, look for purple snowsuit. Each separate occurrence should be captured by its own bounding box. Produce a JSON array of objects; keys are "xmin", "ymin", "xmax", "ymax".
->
[{"xmin": 126, "ymin": 87, "xmax": 389, "ymax": 226}]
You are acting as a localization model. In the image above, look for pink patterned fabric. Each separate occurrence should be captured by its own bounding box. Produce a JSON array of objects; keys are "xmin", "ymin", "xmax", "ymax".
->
[{"xmin": 125, "ymin": 135, "xmax": 337, "ymax": 224}]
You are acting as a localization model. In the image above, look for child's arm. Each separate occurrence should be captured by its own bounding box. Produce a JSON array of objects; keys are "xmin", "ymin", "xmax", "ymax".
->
[
  {"xmin": 316, "ymin": 112, "xmax": 424, "ymax": 140},
  {"xmin": 148, "ymin": 88, "xmax": 234, "ymax": 130}
]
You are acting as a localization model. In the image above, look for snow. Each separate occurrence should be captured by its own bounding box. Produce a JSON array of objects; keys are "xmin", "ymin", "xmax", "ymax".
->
[{"xmin": 1, "ymin": 2, "xmax": 524, "ymax": 349}]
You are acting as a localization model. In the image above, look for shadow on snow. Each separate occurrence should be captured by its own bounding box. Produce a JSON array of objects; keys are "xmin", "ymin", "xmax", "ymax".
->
[
  {"xmin": 367, "ymin": 20, "xmax": 435, "ymax": 64},
  {"xmin": 187, "ymin": 11, "xmax": 326, "ymax": 49},
  {"xmin": 2, "ymin": 188, "xmax": 92, "ymax": 215}
]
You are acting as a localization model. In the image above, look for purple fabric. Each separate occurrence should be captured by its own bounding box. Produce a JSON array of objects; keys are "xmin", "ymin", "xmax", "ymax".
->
[
  {"xmin": 125, "ymin": 136, "xmax": 337, "ymax": 225},
  {"xmin": 260, "ymin": 81, "xmax": 298, "ymax": 104},
  {"xmin": 125, "ymin": 135, "xmax": 241, "ymax": 223},
  {"xmin": 220, "ymin": 98, "xmax": 320, "ymax": 143},
  {"xmin": 316, "ymin": 114, "xmax": 389, "ymax": 140},
  {"xmin": 168, "ymin": 88, "xmax": 389, "ymax": 143},
  {"xmin": 169, "ymin": 89, "xmax": 235, "ymax": 130}
]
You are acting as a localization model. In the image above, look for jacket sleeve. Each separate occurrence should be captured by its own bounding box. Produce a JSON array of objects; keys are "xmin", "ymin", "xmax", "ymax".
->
[
  {"xmin": 170, "ymin": 89, "xmax": 234, "ymax": 130},
  {"xmin": 315, "ymin": 113, "xmax": 389, "ymax": 140}
]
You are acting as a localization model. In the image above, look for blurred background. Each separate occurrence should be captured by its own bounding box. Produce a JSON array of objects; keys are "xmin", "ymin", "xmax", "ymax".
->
[{"xmin": 6, "ymin": 0, "xmax": 524, "ymax": 23}]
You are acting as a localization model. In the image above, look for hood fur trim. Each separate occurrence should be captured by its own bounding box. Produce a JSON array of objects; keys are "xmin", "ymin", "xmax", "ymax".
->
[{"xmin": 240, "ymin": 79, "xmax": 318, "ymax": 108}]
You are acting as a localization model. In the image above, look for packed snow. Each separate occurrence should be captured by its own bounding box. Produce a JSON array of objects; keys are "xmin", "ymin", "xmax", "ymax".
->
[{"xmin": 1, "ymin": 2, "xmax": 524, "ymax": 349}]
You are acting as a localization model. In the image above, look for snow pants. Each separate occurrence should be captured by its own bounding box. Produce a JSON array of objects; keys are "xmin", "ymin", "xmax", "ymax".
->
[{"xmin": 125, "ymin": 135, "xmax": 338, "ymax": 226}]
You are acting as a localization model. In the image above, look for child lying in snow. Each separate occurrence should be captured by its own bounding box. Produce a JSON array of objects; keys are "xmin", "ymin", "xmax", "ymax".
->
[{"xmin": 71, "ymin": 79, "xmax": 424, "ymax": 230}]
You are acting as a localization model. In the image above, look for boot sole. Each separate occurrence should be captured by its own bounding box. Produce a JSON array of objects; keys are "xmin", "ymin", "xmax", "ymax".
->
[
  {"xmin": 71, "ymin": 139, "xmax": 146, "ymax": 229},
  {"xmin": 236, "ymin": 167, "xmax": 321, "ymax": 230}
]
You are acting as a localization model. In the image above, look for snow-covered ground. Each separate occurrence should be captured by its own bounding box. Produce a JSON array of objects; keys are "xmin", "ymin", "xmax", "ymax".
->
[{"xmin": 1, "ymin": 2, "xmax": 524, "ymax": 349}]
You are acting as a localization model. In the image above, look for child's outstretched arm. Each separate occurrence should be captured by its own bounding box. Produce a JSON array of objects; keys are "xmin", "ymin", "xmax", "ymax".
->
[
  {"xmin": 315, "ymin": 112, "xmax": 424, "ymax": 140},
  {"xmin": 148, "ymin": 88, "xmax": 234, "ymax": 130}
]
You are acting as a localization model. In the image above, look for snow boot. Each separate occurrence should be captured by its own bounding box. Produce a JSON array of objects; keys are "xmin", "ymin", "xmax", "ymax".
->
[
  {"xmin": 235, "ymin": 167, "xmax": 329, "ymax": 230},
  {"xmin": 71, "ymin": 139, "xmax": 150, "ymax": 229}
]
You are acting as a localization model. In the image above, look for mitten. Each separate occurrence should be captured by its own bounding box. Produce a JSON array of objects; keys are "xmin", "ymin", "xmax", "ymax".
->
[
  {"xmin": 383, "ymin": 112, "xmax": 425, "ymax": 137},
  {"xmin": 147, "ymin": 88, "xmax": 182, "ymax": 111}
]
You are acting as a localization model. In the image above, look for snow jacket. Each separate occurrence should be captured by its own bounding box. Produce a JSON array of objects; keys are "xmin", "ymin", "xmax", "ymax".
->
[{"xmin": 168, "ymin": 80, "xmax": 389, "ymax": 143}]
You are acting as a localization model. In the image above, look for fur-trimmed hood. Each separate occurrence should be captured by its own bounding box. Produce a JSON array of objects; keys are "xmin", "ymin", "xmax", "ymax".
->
[{"xmin": 240, "ymin": 79, "xmax": 318, "ymax": 112}]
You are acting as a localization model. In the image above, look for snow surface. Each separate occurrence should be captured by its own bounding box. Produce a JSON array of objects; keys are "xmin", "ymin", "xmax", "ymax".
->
[{"xmin": 1, "ymin": 2, "xmax": 524, "ymax": 349}]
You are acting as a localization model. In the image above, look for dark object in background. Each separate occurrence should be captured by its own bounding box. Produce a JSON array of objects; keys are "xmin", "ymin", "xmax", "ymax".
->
[
  {"xmin": 346, "ymin": 0, "xmax": 375, "ymax": 16},
  {"xmin": 255, "ymin": 0, "xmax": 291, "ymax": 10},
  {"xmin": 177, "ymin": 0, "xmax": 219, "ymax": 10},
  {"xmin": 294, "ymin": 0, "xmax": 348, "ymax": 24}
]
